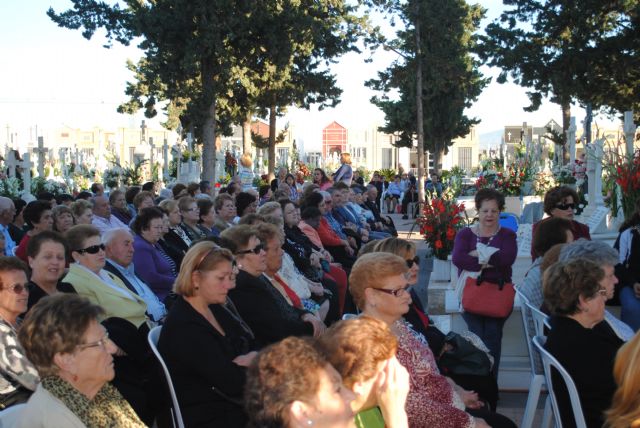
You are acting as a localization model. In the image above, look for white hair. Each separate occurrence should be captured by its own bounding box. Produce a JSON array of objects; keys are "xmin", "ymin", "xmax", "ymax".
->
[{"xmin": 102, "ymin": 227, "xmax": 133, "ymax": 246}]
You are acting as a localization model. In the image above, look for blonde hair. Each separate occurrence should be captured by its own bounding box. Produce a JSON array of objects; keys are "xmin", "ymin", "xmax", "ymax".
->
[
  {"xmin": 349, "ymin": 252, "xmax": 408, "ymax": 310},
  {"xmin": 372, "ymin": 237, "xmax": 416, "ymax": 259},
  {"xmin": 174, "ymin": 241, "xmax": 234, "ymax": 297},
  {"xmin": 340, "ymin": 153, "xmax": 352, "ymax": 165},
  {"xmin": 240, "ymin": 154, "xmax": 253, "ymax": 168},
  {"xmin": 606, "ymin": 334, "xmax": 640, "ymax": 428}
]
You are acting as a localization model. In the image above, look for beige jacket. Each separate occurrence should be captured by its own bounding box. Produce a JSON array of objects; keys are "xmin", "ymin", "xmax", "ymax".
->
[{"xmin": 15, "ymin": 384, "xmax": 85, "ymax": 428}]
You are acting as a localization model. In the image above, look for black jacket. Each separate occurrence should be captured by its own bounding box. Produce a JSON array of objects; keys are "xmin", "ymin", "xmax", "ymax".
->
[
  {"xmin": 158, "ymin": 296, "xmax": 253, "ymax": 427},
  {"xmin": 229, "ymin": 270, "xmax": 313, "ymax": 348},
  {"xmin": 545, "ymin": 316, "xmax": 622, "ymax": 428}
]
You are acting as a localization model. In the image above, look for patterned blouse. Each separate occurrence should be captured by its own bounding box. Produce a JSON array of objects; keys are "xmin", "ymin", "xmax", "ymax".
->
[
  {"xmin": 0, "ymin": 317, "xmax": 39, "ymax": 399},
  {"xmin": 394, "ymin": 321, "xmax": 474, "ymax": 428}
]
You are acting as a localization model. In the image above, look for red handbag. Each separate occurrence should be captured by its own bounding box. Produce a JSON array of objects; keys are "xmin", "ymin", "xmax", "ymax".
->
[{"xmin": 461, "ymin": 274, "xmax": 515, "ymax": 318}]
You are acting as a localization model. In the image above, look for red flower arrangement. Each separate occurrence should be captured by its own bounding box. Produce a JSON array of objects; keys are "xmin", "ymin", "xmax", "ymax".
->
[{"xmin": 418, "ymin": 197, "xmax": 467, "ymax": 260}]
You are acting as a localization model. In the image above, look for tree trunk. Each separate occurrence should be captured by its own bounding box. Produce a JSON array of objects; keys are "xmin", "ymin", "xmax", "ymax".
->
[
  {"xmin": 268, "ymin": 104, "xmax": 277, "ymax": 180},
  {"xmin": 242, "ymin": 111, "xmax": 252, "ymax": 156},
  {"xmin": 200, "ymin": 57, "xmax": 216, "ymax": 182},
  {"xmin": 432, "ymin": 143, "xmax": 444, "ymax": 176},
  {"xmin": 561, "ymin": 98, "xmax": 571, "ymax": 164},
  {"xmin": 414, "ymin": 0, "xmax": 425, "ymax": 205}
]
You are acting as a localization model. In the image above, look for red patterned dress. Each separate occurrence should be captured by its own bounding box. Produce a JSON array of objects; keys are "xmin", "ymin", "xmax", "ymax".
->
[{"xmin": 394, "ymin": 321, "xmax": 474, "ymax": 428}]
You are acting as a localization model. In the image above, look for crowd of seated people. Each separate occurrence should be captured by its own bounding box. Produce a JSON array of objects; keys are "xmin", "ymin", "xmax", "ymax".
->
[{"xmin": 3, "ymin": 177, "xmax": 640, "ymax": 428}]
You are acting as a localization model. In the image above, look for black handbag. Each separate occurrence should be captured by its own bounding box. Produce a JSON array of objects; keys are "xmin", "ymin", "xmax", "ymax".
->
[{"xmin": 438, "ymin": 332, "xmax": 492, "ymax": 377}]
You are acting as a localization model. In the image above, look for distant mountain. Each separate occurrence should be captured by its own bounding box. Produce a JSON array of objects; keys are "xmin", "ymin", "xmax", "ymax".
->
[{"xmin": 479, "ymin": 129, "xmax": 503, "ymax": 149}]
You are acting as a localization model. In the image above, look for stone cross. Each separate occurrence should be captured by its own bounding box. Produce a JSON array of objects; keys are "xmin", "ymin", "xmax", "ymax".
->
[
  {"xmin": 522, "ymin": 122, "xmax": 530, "ymax": 152},
  {"xmin": 567, "ymin": 117, "xmax": 577, "ymax": 165},
  {"xmin": 36, "ymin": 136, "xmax": 46, "ymax": 177},
  {"xmin": 591, "ymin": 138, "xmax": 605, "ymax": 208},
  {"xmin": 149, "ymin": 137, "xmax": 155, "ymax": 178},
  {"xmin": 162, "ymin": 138, "xmax": 169, "ymax": 181},
  {"xmin": 58, "ymin": 148, "xmax": 68, "ymax": 178},
  {"xmin": 20, "ymin": 153, "xmax": 33, "ymax": 201},
  {"xmin": 624, "ymin": 111, "xmax": 636, "ymax": 157},
  {"xmin": 6, "ymin": 150, "xmax": 17, "ymax": 178}
]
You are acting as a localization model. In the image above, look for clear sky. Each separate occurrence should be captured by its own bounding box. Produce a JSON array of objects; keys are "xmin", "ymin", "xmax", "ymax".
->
[{"xmin": 0, "ymin": 0, "xmax": 618, "ymax": 152}]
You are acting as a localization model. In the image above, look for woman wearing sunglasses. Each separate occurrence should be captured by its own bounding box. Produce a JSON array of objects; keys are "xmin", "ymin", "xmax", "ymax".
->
[
  {"xmin": 158, "ymin": 242, "xmax": 256, "ymax": 427},
  {"xmin": 220, "ymin": 225, "xmax": 321, "ymax": 348},
  {"xmin": 349, "ymin": 253, "xmax": 515, "ymax": 428},
  {"xmin": 0, "ymin": 257, "xmax": 39, "ymax": 409},
  {"xmin": 531, "ymin": 185, "xmax": 590, "ymax": 259}
]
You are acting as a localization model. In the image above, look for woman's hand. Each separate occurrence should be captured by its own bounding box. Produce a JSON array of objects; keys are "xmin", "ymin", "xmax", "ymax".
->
[
  {"xmin": 233, "ymin": 351, "xmax": 258, "ymax": 367},
  {"xmin": 459, "ymin": 389, "xmax": 483, "ymax": 409},
  {"xmin": 376, "ymin": 357, "xmax": 410, "ymax": 428},
  {"xmin": 301, "ymin": 313, "xmax": 326, "ymax": 337},
  {"xmin": 307, "ymin": 282, "xmax": 325, "ymax": 296},
  {"xmin": 310, "ymin": 253, "xmax": 321, "ymax": 268},
  {"xmin": 468, "ymin": 250, "xmax": 479, "ymax": 257},
  {"xmin": 474, "ymin": 418, "xmax": 490, "ymax": 428}
]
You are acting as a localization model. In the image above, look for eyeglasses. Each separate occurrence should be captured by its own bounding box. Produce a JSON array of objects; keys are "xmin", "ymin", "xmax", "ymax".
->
[
  {"xmin": 77, "ymin": 332, "xmax": 111, "ymax": 350},
  {"xmin": 237, "ymin": 243, "xmax": 265, "ymax": 255},
  {"xmin": 555, "ymin": 203, "xmax": 575, "ymax": 210},
  {"xmin": 372, "ymin": 284, "xmax": 410, "ymax": 297},
  {"xmin": 1, "ymin": 283, "xmax": 29, "ymax": 294},
  {"xmin": 75, "ymin": 243, "xmax": 105, "ymax": 254},
  {"xmin": 406, "ymin": 256, "xmax": 420, "ymax": 268}
]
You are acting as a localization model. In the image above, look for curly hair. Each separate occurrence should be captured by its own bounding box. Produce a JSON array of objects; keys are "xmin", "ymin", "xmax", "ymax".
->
[
  {"xmin": 474, "ymin": 188, "xmax": 505, "ymax": 211},
  {"xmin": 349, "ymin": 252, "xmax": 408, "ymax": 310},
  {"xmin": 245, "ymin": 337, "xmax": 328, "ymax": 428},
  {"xmin": 543, "ymin": 258, "xmax": 604, "ymax": 316},
  {"xmin": 317, "ymin": 316, "xmax": 397, "ymax": 389},
  {"xmin": 543, "ymin": 186, "xmax": 580, "ymax": 216}
]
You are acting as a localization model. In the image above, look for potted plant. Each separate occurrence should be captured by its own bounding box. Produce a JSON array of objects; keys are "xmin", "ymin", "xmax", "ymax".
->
[{"xmin": 418, "ymin": 193, "xmax": 467, "ymax": 281}]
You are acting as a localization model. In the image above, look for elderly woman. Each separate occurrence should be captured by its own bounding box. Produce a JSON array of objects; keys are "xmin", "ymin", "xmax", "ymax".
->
[
  {"xmin": 17, "ymin": 294, "xmax": 145, "ymax": 427},
  {"xmin": 109, "ymin": 189, "xmax": 132, "ymax": 225},
  {"xmin": 159, "ymin": 199, "xmax": 189, "ymax": 263},
  {"xmin": 317, "ymin": 316, "xmax": 410, "ymax": 428},
  {"xmin": 0, "ymin": 257, "xmax": 39, "ymax": 408},
  {"xmin": 349, "ymin": 253, "xmax": 515, "ymax": 428},
  {"xmin": 543, "ymin": 258, "xmax": 622, "ymax": 428},
  {"xmin": 372, "ymin": 237, "xmax": 499, "ymax": 411},
  {"xmin": 220, "ymin": 225, "xmax": 324, "ymax": 347},
  {"xmin": 51, "ymin": 205, "xmax": 74, "ymax": 234},
  {"xmin": 159, "ymin": 242, "xmax": 256, "ymax": 427},
  {"xmin": 245, "ymin": 336, "xmax": 356, "ymax": 428},
  {"xmin": 236, "ymin": 192, "xmax": 258, "ymax": 219},
  {"xmin": 452, "ymin": 188, "xmax": 517, "ymax": 372},
  {"xmin": 531, "ymin": 185, "xmax": 590, "ymax": 259},
  {"xmin": 196, "ymin": 198, "xmax": 221, "ymax": 237},
  {"xmin": 70, "ymin": 199, "xmax": 93, "ymax": 225},
  {"xmin": 178, "ymin": 196, "xmax": 207, "ymax": 242},
  {"xmin": 15, "ymin": 201, "xmax": 54, "ymax": 262},
  {"xmin": 26, "ymin": 231, "xmax": 75, "ymax": 311},
  {"xmin": 214, "ymin": 193, "xmax": 237, "ymax": 230},
  {"xmin": 313, "ymin": 168, "xmax": 333, "ymax": 191},
  {"xmin": 132, "ymin": 207, "xmax": 177, "ymax": 301}
]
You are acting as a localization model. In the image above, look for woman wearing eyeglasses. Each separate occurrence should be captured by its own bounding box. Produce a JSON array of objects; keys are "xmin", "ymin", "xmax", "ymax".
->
[
  {"xmin": 17, "ymin": 293, "xmax": 145, "ymax": 427},
  {"xmin": 531, "ymin": 186, "xmax": 590, "ymax": 260},
  {"xmin": 132, "ymin": 207, "xmax": 177, "ymax": 301},
  {"xmin": 349, "ymin": 253, "xmax": 515, "ymax": 428},
  {"xmin": 220, "ymin": 225, "xmax": 319, "ymax": 348},
  {"xmin": 0, "ymin": 257, "xmax": 39, "ymax": 409},
  {"xmin": 158, "ymin": 242, "xmax": 256, "ymax": 427},
  {"xmin": 544, "ymin": 258, "xmax": 621, "ymax": 428}
]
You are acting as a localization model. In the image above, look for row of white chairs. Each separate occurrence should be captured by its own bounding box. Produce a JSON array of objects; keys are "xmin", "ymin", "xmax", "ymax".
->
[{"xmin": 517, "ymin": 289, "xmax": 587, "ymax": 428}]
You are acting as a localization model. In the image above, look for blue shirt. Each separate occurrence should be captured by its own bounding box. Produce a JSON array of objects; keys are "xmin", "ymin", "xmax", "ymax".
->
[
  {"xmin": 107, "ymin": 259, "xmax": 167, "ymax": 322},
  {"xmin": 0, "ymin": 224, "xmax": 16, "ymax": 256},
  {"xmin": 324, "ymin": 213, "xmax": 347, "ymax": 239},
  {"xmin": 387, "ymin": 181, "xmax": 402, "ymax": 196}
]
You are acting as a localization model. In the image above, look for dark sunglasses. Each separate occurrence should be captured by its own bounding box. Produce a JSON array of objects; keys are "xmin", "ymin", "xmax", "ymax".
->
[
  {"xmin": 1, "ymin": 283, "xmax": 29, "ymax": 294},
  {"xmin": 555, "ymin": 203, "xmax": 575, "ymax": 210},
  {"xmin": 373, "ymin": 284, "xmax": 410, "ymax": 297},
  {"xmin": 194, "ymin": 246, "xmax": 237, "ymax": 273},
  {"xmin": 406, "ymin": 256, "xmax": 420, "ymax": 268},
  {"xmin": 237, "ymin": 243, "xmax": 265, "ymax": 255},
  {"xmin": 75, "ymin": 243, "xmax": 106, "ymax": 255}
]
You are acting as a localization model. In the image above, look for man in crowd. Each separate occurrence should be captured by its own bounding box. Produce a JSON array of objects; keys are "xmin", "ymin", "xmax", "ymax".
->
[
  {"xmin": 0, "ymin": 197, "xmax": 16, "ymax": 256},
  {"xmin": 92, "ymin": 195, "xmax": 127, "ymax": 234}
]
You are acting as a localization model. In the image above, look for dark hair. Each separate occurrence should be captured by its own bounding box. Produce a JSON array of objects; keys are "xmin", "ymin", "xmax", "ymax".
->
[
  {"xmin": 0, "ymin": 256, "xmax": 28, "ymax": 278},
  {"xmin": 141, "ymin": 181, "xmax": 155, "ymax": 192},
  {"xmin": 532, "ymin": 217, "xmax": 573, "ymax": 258},
  {"xmin": 132, "ymin": 207, "xmax": 165, "ymax": 235},
  {"xmin": 259, "ymin": 185, "xmax": 271, "ymax": 199},
  {"xmin": 236, "ymin": 192, "xmax": 258, "ymax": 217},
  {"xmin": 187, "ymin": 182, "xmax": 200, "ymax": 197},
  {"xmin": 23, "ymin": 201, "xmax": 52, "ymax": 229},
  {"xmin": 125, "ymin": 186, "xmax": 142, "ymax": 204},
  {"xmin": 333, "ymin": 181, "xmax": 349, "ymax": 191},
  {"xmin": 26, "ymin": 231, "xmax": 68, "ymax": 260},
  {"xmin": 90, "ymin": 183, "xmax": 102, "ymax": 194},
  {"xmin": 55, "ymin": 194, "xmax": 74, "ymax": 205},
  {"xmin": 620, "ymin": 198, "xmax": 640, "ymax": 232},
  {"xmin": 226, "ymin": 182, "xmax": 239, "ymax": 196},
  {"xmin": 197, "ymin": 198, "xmax": 214, "ymax": 223},
  {"xmin": 301, "ymin": 206, "xmax": 321, "ymax": 221},
  {"xmin": 313, "ymin": 168, "xmax": 331, "ymax": 185},
  {"xmin": 37, "ymin": 192, "xmax": 55, "ymax": 202},
  {"xmin": 65, "ymin": 224, "xmax": 100, "ymax": 254},
  {"xmin": 199, "ymin": 180, "xmax": 211, "ymax": 193},
  {"xmin": 12, "ymin": 198, "xmax": 26, "ymax": 220},
  {"xmin": 75, "ymin": 191, "xmax": 93, "ymax": 201},
  {"xmin": 172, "ymin": 183, "xmax": 187, "ymax": 199},
  {"xmin": 300, "ymin": 191, "xmax": 324, "ymax": 211},
  {"xmin": 474, "ymin": 188, "xmax": 505, "ymax": 211},
  {"xmin": 543, "ymin": 186, "xmax": 580, "ymax": 216},
  {"xmin": 219, "ymin": 225, "xmax": 256, "ymax": 255}
]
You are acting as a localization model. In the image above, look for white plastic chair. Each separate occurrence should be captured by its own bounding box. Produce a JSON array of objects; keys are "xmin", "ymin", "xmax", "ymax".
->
[
  {"xmin": 148, "ymin": 326, "xmax": 185, "ymax": 428},
  {"xmin": 526, "ymin": 300, "xmax": 552, "ymax": 335},
  {"xmin": 0, "ymin": 403, "xmax": 26, "ymax": 426},
  {"xmin": 516, "ymin": 290, "xmax": 553, "ymax": 428},
  {"xmin": 533, "ymin": 336, "xmax": 587, "ymax": 428}
]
